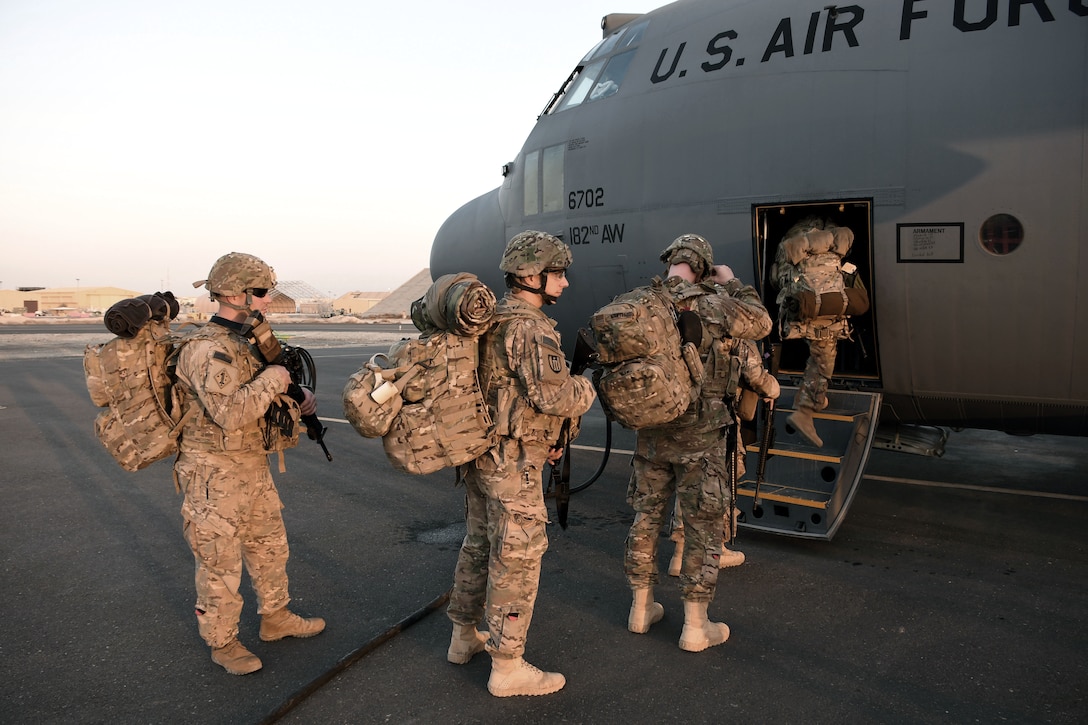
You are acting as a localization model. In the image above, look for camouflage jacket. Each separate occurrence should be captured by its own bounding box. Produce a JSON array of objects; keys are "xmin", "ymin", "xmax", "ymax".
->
[
  {"xmin": 478, "ymin": 295, "xmax": 596, "ymax": 450},
  {"xmin": 174, "ymin": 319, "xmax": 297, "ymax": 457}
]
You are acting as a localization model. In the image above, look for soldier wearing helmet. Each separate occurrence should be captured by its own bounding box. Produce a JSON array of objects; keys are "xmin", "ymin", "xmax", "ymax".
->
[
  {"xmin": 173, "ymin": 252, "xmax": 324, "ymax": 676},
  {"xmin": 194, "ymin": 251, "xmax": 278, "ymax": 313},
  {"xmin": 499, "ymin": 229, "xmax": 574, "ymax": 305},
  {"xmin": 447, "ymin": 231, "xmax": 595, "ymax": 697},
  {"xmin": 624, "ymin": 234, "xmax": 776, "ymax": 653}
]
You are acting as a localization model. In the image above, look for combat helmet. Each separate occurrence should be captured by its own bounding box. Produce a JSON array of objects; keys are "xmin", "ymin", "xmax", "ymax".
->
[
  {"xmin": 500, "ymin": 231, "xmax": 572, "ymax": 277},
  {"xmin": 500, "ymin": 231, "xmax": 572, "ymax": 304},
  {"xmin": 660, "ymin": 234, "xmax": 713, "ymax": 280},
  {"xmin": 194, "ymin": 252, "xmax": 276, "ymax": 298}
]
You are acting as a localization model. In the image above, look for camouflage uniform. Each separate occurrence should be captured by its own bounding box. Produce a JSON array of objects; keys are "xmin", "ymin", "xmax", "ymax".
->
[
  {"xmin": 625, "ymin": 272, "xmax": 772, "ymax": 602},
  {"xmin": 174, "ymin": 318, "xmax": 299, "ymax": 649},
  {"xmin": 448, "ymin": 294, "xmax": 595, "ymax": 658},
  {"xmin": 669, "ymin": 336, "xmax": 780, "ymax": 546},
  {"xmin": 772, "ymin": 217, "xmax": 854, "ymax": 414}
]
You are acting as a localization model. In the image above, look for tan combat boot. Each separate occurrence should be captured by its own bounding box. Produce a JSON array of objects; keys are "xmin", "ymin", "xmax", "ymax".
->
[
  {"xmin": 447, "ymin": 623, "xmax": 488, "ymax": 664},
  {"xmin": 259, "ymin": 608, "xmax": 326, "ymax": 641},
  {"xmin": 628, "ymin": 587, "xmax": 665, "ymax": 634},
  {"xmin": 678, "ymin": 600, "xmax": 730, "ymax": 653},
  {"xmin": 719, "ymin": 544, "xmax": 746, "ymax": 568},
  {"xmin": 211, "ymin": 639, "xmax": 262, "ymax": 675},
  {"xmin": 788, "ymin": 408, "xmax": 823, "ymax": 447},
  {"xmin": 487, "ymin": 656, "xmax": 566, "ymax": 697}
]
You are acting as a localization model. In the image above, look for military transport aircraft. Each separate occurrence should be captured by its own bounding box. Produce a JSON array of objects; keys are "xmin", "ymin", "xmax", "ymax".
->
[{"xmin": 429, "ymin": 0, "xmax": 1087, "ymax": 539}]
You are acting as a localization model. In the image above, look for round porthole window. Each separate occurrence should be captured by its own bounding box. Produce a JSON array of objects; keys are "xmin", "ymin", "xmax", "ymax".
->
[{"xmin": 979, "ymin": 214, "xmax": 1023, "ymax": 255}]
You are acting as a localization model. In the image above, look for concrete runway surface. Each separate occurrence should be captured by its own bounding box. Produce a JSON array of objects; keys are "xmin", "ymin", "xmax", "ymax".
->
[{"xmin": 1, "ymin": 329, "xmax": 1085, "ymax": 724}]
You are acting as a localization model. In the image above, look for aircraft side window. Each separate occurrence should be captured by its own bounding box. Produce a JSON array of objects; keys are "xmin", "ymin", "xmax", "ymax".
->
[
  {"xmin": 979, "ymin": 214, "xmax": 1024, "ymax": 256},
  {"xmin": 557, "ymin": 59, "xmax": 606, "ymax": 112},
  {"xmin": 542, "ymin": 144, "xmax": 565, "ymax": 213},
  {"xmin": 590, "ymin": 49, "xmax": 636, "ymax": 101},
  {"xmin": 524, "ymin": 150, "xmax": 540, "ymax": 216}
]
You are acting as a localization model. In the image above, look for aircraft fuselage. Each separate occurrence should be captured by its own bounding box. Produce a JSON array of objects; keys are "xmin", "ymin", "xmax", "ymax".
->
[{"xmin": 432, "ymin": 0, "xmax": 1088, "ymax": 436}]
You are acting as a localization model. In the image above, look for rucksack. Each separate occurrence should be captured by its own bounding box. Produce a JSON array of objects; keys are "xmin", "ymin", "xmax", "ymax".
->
[
  {"xmin": 589, "ymin": 281, "xmax": 694, "ymax": 430},
  {"xmin": 772, "ymin": 219, "xmax": 868, "ymax": 338},
  {"xmin": 84, "ymin": 308, "xmax": 192, "ymax": 472},
  {"xmin": 342, "ymin": 273, "xmax": 497, "ymax": 475}
]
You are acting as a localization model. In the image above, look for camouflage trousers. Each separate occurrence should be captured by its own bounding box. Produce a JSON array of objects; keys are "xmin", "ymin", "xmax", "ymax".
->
[
  {"xmin": 625, "ymin": 429, "xmax": 728, "ymax": 602},
  {"xmin": 176, "ymin": 452, "xmax": 290, "ymax": 648},
  {"xmin": 796, "ymin": 336, "xmax": 837, "ymax": 411},
  {"xmin": 448, "ymin": 438, "xmax": 549, "ymax": 659},
  {"xmin": 670, "ymin": 425, "xmax": 742, "ymax": 544}
]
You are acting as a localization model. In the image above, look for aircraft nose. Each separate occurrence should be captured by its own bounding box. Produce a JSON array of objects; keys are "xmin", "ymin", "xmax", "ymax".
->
[{"xmin": 430, "ymin": 187, "xmax": 505, "ymax": 284}]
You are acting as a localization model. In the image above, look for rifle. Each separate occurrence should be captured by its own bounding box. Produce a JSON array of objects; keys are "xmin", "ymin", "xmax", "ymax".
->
[
  {"xmin": 752, "ymin": 341, "xmax": 780, "ymax": 510},
  {"xmin": 245, "ymin": 312, "xmax": 333, "ymax": 462},
  {"xmin": 726, "ymin": 412, "xmax": 739, "ymax": 544},
  {"xmin": 278, "ymin": 343, "xmax": 333, "ymax": 462},
  {"xmin": 548, "ymin": 419, "xmax": 572, "ymax": 529},
  {"xmin": 570, "ymin": 327, "xmax": 598, "ymax": 377}
]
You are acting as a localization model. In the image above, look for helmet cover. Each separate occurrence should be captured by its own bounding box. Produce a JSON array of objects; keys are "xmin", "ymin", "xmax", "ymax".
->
[
  {"xmin": 499, "ymin": 231, "xmax": 572, "ymax": 276},
  {"xmin": 194, "ymin": 252, "xmax": 276, "ymax": 296}
]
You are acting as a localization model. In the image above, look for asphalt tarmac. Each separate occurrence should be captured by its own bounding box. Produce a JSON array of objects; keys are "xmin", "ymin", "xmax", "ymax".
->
[{"xmin": 1, "ymin": 330, "xmax": 1085, "ymax": 724}]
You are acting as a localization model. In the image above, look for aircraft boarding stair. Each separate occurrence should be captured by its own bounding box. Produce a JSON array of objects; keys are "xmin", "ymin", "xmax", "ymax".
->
[{"xmin": 737, "ymin": 387, "xmax": 882, "ymax": 540}]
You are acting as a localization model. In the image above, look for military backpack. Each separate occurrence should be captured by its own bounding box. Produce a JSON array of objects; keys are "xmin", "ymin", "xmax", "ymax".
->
[
  {"xmin": 589, "ymin": 281, "xmax": 694, "ymax": 430},
  {"xmin": 342, "ymin": 273, "xmax": 497, "ymax": 475},
  {"xmin": 772, "ymin": 219, "xmax": 869, "ymax": 340},
  {"xmin": 84, "ymin": 294, "xmax": 194, "ymax": 471}
]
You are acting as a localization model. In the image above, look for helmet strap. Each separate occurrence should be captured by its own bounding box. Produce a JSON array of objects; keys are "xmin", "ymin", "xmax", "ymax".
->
[
  {"xmin": 510, "ymin": 272, "xmax": 558, "ymax": 305},
  {"xmin": 214, "ymin": 292, "xmax": 256, "ymax": 316}
]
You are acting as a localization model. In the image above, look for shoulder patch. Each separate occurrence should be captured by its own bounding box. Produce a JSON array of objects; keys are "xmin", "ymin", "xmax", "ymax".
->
[{"xmin": 538, "ymin": 335, "xmax": 561, "ymax": 352}]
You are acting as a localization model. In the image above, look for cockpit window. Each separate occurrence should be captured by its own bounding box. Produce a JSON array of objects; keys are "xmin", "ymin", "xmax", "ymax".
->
[
  {"xmin": 542, "ymin": 20, "xmax": 648, "ymax": 116},
  {"xmin": 618, "ymin": 20, "xmax": 648, "ymax": 49},
  {"xmin": 555, "ymin": 59, "xmax": 606, "ymax": 113},
  {"xmin": 586, "ymin": 26, "xmax": 624, "ymax": 61},
  {"xmin": 590, "ymin": 49, "xmax": 636, "ymax": 102}
]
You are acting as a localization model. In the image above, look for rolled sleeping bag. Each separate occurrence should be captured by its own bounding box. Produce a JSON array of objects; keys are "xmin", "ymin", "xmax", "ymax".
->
[
  {"xmin": 412, "ymin": 272, "xmax": 496, "ymax": 337},
  {"xmin": 104, "ymin": 298, "xmax": 153, "ymax": 338}
]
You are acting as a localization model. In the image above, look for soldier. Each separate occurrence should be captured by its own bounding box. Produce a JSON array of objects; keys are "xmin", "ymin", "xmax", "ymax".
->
[
  {"xmin": 667, "ymin": 335, "xmax": 780, "ymax": 576},
  {"xmin": 446, "ymin": 231, "xmax": 596, "ymax": 697},
  {"xmin": 625, "ymin": 234, "xmax": 772, "ymax": 652},
  {"xmin": 176, "ymin": 252, "xmax": 325, "ymax": 675},
  {"xmin": 771, "ymin": 216, "xmax": 859, "ymax": 447}
]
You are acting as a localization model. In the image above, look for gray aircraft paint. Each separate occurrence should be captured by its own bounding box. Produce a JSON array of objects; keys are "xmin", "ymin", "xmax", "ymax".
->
[
  {"xmin": 433, "ymin": 0, "xmax": 1086, "ymax": 436},
  {"xmin": 430, "ymin": 0, "xmax": 1086, "ymax": 536}
]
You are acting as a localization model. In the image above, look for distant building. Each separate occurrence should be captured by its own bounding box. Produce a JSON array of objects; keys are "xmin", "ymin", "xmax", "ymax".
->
[
  {"xmin": 361, "ymin": 269, "xmax": 433, "ymax": 319},
  {"xmin": 0, "ymin": 286, "xmax": 140, "ymax": 315},
  {"xmin": 269, "ymin": 281, "xmax": 332, "ymax": 315},
  {"xmin": 332, "ymin": 291, "xmax": 389, "ymax": 315}
]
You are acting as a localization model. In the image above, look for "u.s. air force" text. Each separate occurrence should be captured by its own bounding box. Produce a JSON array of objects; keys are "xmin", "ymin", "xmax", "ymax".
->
[{"xmin": 650, "ymin": 1, "xmax": 1088, "ymax": 84}]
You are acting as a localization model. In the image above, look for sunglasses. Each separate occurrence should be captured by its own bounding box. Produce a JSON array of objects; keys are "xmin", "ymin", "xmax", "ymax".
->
[{"xmin": 247, "ymin": 288, "xmax": 271, "ymax": 298}]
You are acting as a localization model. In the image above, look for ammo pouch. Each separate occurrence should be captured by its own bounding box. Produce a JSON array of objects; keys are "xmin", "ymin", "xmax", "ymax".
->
[
  {"xmin": 736, "ymin": 385, "xmax": 759, "ymax": 422},
  {"xmin": 492, "ymin": 383, "xmax": 562, "ymax": 444}
]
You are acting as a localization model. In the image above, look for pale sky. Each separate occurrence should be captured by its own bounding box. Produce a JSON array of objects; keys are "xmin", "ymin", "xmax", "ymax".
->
[{"xmin": 0, "ymin": 0, "xmax": 658, "ymax": 296}]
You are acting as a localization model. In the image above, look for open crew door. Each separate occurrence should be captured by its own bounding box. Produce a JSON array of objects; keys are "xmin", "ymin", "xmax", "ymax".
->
[
  {"xmin": 741, "ymin": 198, "xmax": 883, "ymax": 539},
  {"xmin": 736, "ymin": 386, "xmax": 881, "ymax": 540}
]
